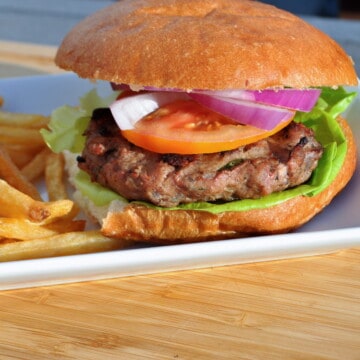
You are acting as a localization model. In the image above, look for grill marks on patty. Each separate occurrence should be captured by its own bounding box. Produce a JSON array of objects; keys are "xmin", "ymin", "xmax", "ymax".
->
[{"xmin": 78, "ymin": 108, "xmax": 323, "ymax": 207}]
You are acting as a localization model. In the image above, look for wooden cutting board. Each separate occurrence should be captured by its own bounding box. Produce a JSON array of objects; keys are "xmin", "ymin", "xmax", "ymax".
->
[
  {"xmin": 0, "ymin": 41, "xmax": 359, "ymax": 359},
  {"xmin": 0, "ymin": 249, "xmax": 359, "ymax": 359}
]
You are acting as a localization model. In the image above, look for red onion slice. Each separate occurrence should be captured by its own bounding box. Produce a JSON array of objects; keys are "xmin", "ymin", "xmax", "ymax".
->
[
  {"xmin": 199, "ymin": 88, "xmax": 321, "ymax": 112},
  {"xmin": 111, "ymin": 83, "xmax": 320, "ymax": 112},
  {"xmin": 110, "ymin": 92, "xmax": 189, "ymax": 130},
  {"xmin": 252, "ymin": 89, "xmax": 321, "ymax": 111},
  {"xmin": 189, "ymin": 93, "xmax": 295, "ymax": 130}
]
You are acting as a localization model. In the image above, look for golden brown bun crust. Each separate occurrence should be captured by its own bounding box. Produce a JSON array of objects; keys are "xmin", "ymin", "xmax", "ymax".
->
[
  {"xmin": 101, "ymin": 117, "xmax": 357, "ymax": 244},
  {"xmin": 55, "ymin": 0, "xmax": 357, "ymax": 90}
]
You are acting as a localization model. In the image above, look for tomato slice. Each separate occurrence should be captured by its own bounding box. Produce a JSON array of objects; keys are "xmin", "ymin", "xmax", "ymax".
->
[{"xmin": 121, "ymin": 100, "xmax": 294, "ymax": 154}]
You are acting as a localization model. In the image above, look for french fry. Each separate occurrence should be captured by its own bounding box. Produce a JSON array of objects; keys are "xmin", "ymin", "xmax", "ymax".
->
[
  {"xmin": 6, "ymin": 144, "xmax": 43, "ymax": 168},
  {"xmin": 21, "ymin": 147, "xmax": 51, "ymax": 182},
  {"xmin": 45, "ymin": 152, "xmax": 68, "ymax": 200},
  {"xmin": 0, "ymin": 144, "xmax": 42, "ymax": 200},
  {"xmin": 0, "ymin": 218, "xmax": 85, "ymax": 241},
  {"xmin": 0, "ymin": 101, "xmax": 133, "ymax": 263},
  {"xmin": 0, "ymin": 179, "xmax": 78, "ymax": 224},
  {"xmin": 2, "ymin": 142, "xmax": 43, "ymax": 155},
  {"xmin": 0, "ymin": 238, "xmax": 18, "ymax": 245},
  {"xmin": 0, "ymin": 110, "xmax": 49, "ymax": 128},
  {"xmin": 0, "ymin": 231, "xmax": 130, "ymax": 262},
  {"xmin": 0, "ymin": 125, "xmax": 45, "ymax": 146}
]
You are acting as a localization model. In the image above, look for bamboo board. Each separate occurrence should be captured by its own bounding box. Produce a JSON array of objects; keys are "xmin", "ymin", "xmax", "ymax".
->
[{"xmin": 0, "ymin": 249, "xmax": 359, "ymax": 359}]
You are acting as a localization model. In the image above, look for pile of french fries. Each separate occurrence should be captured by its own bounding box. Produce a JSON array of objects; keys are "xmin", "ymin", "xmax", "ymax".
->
[{"xmin": 0, "ymin": 95, "xmax": 129, "ymax": 262}]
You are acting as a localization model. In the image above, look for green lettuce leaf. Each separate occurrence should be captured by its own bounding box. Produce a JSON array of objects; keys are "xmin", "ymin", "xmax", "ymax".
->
[
  {"xmin": 41, "ymin": 87, "xmax": 356, "ymax": 213},
  {"xmin": 40, "ymin": 89, "xmax": 119, "ymax": 153},
  {"xmin": 74, "ymin": 170, "xmax": 126, "ymax": 206}
]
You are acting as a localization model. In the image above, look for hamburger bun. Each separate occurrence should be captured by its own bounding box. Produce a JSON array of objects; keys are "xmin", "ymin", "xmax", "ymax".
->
[
  {"xmin": 54, "ymin": 0, "xmax": 358, "ymax": 244},
  {"xmin": 55, "ymin": 0, "xmax": 357, "ymax": 90}
]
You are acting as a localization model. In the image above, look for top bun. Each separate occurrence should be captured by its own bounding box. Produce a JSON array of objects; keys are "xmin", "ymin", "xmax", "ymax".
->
[{"xmin": 55, "ymin": 0, "xmax": 358, "ymax": 90}]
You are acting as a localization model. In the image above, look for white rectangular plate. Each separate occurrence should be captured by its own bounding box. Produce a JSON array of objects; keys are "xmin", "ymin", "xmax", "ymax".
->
[{"xmin": 0, "ymin": 73, "xmax": 359, "ymax": 290}]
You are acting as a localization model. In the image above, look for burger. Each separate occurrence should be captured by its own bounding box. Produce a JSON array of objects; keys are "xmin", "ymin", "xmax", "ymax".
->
[{"xmin": 41, "ymin": 0, "xmax": 358, "ymax": 244}]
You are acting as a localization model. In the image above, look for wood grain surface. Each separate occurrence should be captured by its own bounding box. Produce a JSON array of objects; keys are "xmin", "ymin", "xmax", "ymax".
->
[
  {"xmin": 0, "ymin": 41, "xmax": 359, "ymax": 360},
  {"xmin": 1, "ymin": 249, "xmax": 359, "ymax": 359}
]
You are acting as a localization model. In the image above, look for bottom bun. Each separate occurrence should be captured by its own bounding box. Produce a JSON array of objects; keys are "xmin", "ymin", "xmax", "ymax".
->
[{"xmin": 72, "ymin": 117, "xmax": 357, "ymax": 244}]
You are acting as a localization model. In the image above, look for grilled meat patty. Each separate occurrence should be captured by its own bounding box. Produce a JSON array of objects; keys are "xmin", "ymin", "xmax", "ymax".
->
[{"xmin": 78, "ymin": 108, "xmax": 323, "ymax": 207}]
